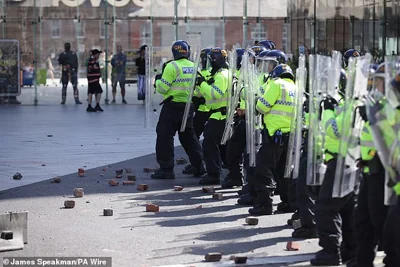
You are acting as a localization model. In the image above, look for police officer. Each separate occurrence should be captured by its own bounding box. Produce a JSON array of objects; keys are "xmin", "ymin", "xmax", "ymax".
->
[
  {"xmin": 151, "ymin": 41, "xmax": 205, "ymax": 180},
  {"xmin": 249, "ymin": 64, "xmax": 296, "ymax": 216},
  {"xmin": 221, "ymin": 48, "xmax": 246, "ymax": 189},
  {"xmin": 352, "ymin": 64, "xmax": 388, "ymax": 267},
  {"xmin": 310, "ymin": 83, "xmax": 357, "ymax": 266},
  {"xmin": 192, "ymin": 48, "xmax": 212, "ymax": 139},
  {"xmin": 196, "ymin": 48, "xmax": 229, "ymax": 185},
  {"xmin": 237, "ymin": 49, "xmax": 283, "ymax": 205},
  {"xmin": 58, "ymin": 42, "xmax": 82, "ymax": 105},
  {"xmin": 182, "ymin": 47, "xmax": 212, "ymax": 176}
]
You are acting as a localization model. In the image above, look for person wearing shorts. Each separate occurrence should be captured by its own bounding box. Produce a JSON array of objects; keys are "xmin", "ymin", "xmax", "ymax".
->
[{"xmin": 86, "ymin": 49, "xmax": 104, "ymax": 112}]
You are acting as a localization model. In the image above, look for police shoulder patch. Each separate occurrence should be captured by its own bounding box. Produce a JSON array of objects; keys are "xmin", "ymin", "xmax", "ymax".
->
[{"xmin": 182, "ymin": 67, "xmax": 194, "ymax": 74}]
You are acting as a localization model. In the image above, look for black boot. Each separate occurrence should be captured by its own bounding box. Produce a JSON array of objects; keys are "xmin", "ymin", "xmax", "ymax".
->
[
  {"xmin": 221, "ymin": 175, "xmax": 243, "ymax": 189},
  {"xmin": 310, "ymin": 249, "xmax": 341, "ymax": 266},
  {"xmin": 151, "ymin": 168, "xmax": 176, "ymax": 180},
  {"xmin": 182, "ymin": 164, "xmax": 194, "ymax": 174},
  {"xmin": 238, "ymin": 184, "xmax": 249, "ymax": 196},
  {"xmin": 292, "ymin": 227, "xmax": 318, "ymax": 239},
  {"xmin": 94, "ymin": 104, "xmax": 104, "ymax": 112},
  {"xmin": 287, "ymin": 211, "xmax": 300, "ymax": 225},
  {"xmin": 248, "ymin": 204, "xmax": 273, "ymax": 216},
  {"xmin": 275, "ymin": 202, "xmax": 295, "ymax": 214},
  {"xmin": 199, "ymin": 175, "xmax": 220, "ymax": 185},
  {"xmin": 193, "ymin": 165, "xmax": 206, "ymax": 177},
  {"xmin": 86, "ymin": 105, "xmax": 96, "ymax": 112}
]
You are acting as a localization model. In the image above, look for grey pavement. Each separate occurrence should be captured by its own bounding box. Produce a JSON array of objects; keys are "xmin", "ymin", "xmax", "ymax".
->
[{"xmin": 0, "ymin": 83, "xmax": 385, "ymax": 266}]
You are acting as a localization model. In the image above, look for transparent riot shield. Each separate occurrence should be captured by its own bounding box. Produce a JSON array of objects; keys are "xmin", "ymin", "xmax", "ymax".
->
[
  {"xmin": 385, "ymin": 56, "xmax": 400, "ymax": 110},
  {"xmin": 242, "ymin": 53, "xmax": 257, "ymax": 167},
  {"xmin": 366, "ymin": 96, "xmax": 399, "ymax": 183},
  {"xmin": 186, "ymin": 32, "xmax": 202, "ymax": 61},
  {"xmin": 145, "ymin": 46, "xmax": 173, "ymax": 128},
  {"xmin": 385, "ymin": 171, "xmax": 398, "ymax": 206},
  {"xmin": 285, "ymin": 54, "xmax": 307, "ymax": 179},
  {"xmin": 328, "ymin": 51, "xmax": 343, "ymax": 94},
  {"xmin": 385, "ymin": 57, "xmax": 400, "ymax": 178},
  {"xmin": 180, "ymin": 46, "xmax": 201, "ymax": 132},
  {"xmin": 332, "ymin": 54, "xmax": 372, "ymax": 198},
  {"xmin": 306, "ymin": 55, "xmax": 332, "ymax": 185},
  {"xmin": 221, "ymin": 49, "xmax": 239, "ymax": 144}
]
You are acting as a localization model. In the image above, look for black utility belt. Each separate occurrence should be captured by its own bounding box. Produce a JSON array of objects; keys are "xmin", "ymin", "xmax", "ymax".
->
[{"xmin": 209, "ymin": 107, "xmax": 227, "ymax": 115}]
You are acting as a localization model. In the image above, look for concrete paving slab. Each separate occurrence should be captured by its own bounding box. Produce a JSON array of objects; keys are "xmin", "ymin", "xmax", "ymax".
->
[{"xmin": 0, "ymin": 91, "xmax": 182, "ymax": 191}]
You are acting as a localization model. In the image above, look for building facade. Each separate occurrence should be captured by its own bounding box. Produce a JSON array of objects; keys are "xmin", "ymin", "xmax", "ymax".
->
[{"xmin": 289, "ymin": 0, "xmax": 400, "ymax": 61}]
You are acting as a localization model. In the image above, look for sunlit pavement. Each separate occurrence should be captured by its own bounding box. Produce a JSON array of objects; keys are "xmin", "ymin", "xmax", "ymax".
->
[{"xmin": 0, "ymin": 81, "xmax": 385, "ymax": 266}]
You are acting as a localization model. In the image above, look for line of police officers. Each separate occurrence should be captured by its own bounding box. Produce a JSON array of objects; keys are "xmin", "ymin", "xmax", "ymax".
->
[{"xmin": 148, "ymin": 39, "xmax": 400, "ymax": 266}]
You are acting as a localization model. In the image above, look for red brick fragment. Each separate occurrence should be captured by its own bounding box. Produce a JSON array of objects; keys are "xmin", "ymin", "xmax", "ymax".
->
[
  {"xmin": 212, "ymin": 193, "xmax": 223, "ymax": 200},
  {"xmin": 122, "ymin": 181, "xmax": 135, "ymax": 185},
  {"xmin": 202, "ymin": 187, "xmax": 215, "ymax": 193},
  {"xmin": 233, "ymin": 256, "xmax": 247, "ymax": 264},
  {"xmin": 127, "ymin": 175, "xmax": 136, "ymax": 181},
  {"xmin": 286, "ymin": 241, "xmax": 300, "ymax": 251},
  {"xmin": 108, "ymin": 180, "xmax": 119, "ymax": 186},
  {"xmin": 73, "ymin": 188, "xmax": 84, "ymax": 198},
  {"xmin": 64, "ymin": 200, "xmax": 75, "ymax": 209},
  {"xmin": 174, "ymin": 186, "xmax": 184, "ymax": 191},
  {"xmin": 245, "ymin": 217, "xmax": 259, "ymax": 225},
  {"xmin": 146, "ymin": 203, "xmax": 159, "ymax": 212},
  {"xmin": 137, "ymin": 184, "xmax": 148, "ymax": 191},
  {"xmin": 205, "ymin": 252, "xmax": 222, "ymax": 262}
]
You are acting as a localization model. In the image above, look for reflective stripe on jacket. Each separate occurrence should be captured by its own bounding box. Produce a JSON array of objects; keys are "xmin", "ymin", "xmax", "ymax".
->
[
  {"xmin": 199, "ymin": 68, "xmax": 229, "ymax": 120},
  {"xmin": 256, "ymin": 77, "xmax": 296, "ymax": 136},
  {"xmin": 155, "ymin": 58, "xmax": 195, "ymax": 103}
]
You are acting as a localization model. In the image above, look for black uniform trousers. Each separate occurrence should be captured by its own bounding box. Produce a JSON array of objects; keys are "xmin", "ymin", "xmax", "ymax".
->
[
  {"xmin": 296, "ymin": 154, "xmax": 319, "ymax": 228},
  {"xmin": 315, "ymin": 158, "xmax": 357, "ymax": 254},
  {"xmin": 61, "ymin": 70, "xmax": 79, "ymax": 102},
  {"xmin": 382, "ymin": 197, "xmax": 400, "ymax": 267},
  {"xmin": 354, "ymin": 172, "xmax": 388, "ymax": 266},
  {"xmin": 253, "ymin": 131, "xmax": 289, "ymax": 209},
  {"xmin": 203, "ymin": 118, "xmax": 226, "ymax": 177},
  {"xmin": 156, "ymin": 102, "xmax": 203, "ymax": 171},
  {"xmin": 225, "ymin": 116, "xmax": 246, "ymax": 180},
  {"xmin": 193, "ymin": 110, "xmax": 210, "ymax": 139}
]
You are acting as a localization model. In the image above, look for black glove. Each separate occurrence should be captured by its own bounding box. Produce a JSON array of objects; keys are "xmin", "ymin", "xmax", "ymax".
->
[
  {"xmin": 161, "ymin": 60, "xmax": 173, "ymax": 73},
  {"xmin": 303, "ymin": 99, "xmax": 309, "ymax": 113},
  {"xmin": 321, "ymin": 97, "xmax": 338, "ymax": 111},
  {"xmin": 358, "ymin": 105, "xmax": 368, "ymax": 122},
  {"xmin": 153, "ymin": 74, "xmax": 162, "ymax": 88},
  {"xmin": 196, "ymin": 76, "xmax": 206, "ymax": 86},
  {"xmin": 155, "ymin": 74, "xmax": 162, "ymax": 81},
  {"xmin": 207, "ymin": 77, "xmax": 215, "ymax": 85}
]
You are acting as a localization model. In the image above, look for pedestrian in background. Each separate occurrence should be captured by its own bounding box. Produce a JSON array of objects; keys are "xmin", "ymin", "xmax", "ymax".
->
[
  {"xmin": 111, "ymin": 45, "xmax": 127, "ymax": 104},
  {"xmin": 135, "ymin": 45, "xmax": 147, "ymax": 101},
  {"xmin": 86, "ymin": 49, "xmax": 104, "ymax": 112}
]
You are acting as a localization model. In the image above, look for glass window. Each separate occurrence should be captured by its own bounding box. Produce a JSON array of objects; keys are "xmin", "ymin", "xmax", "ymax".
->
[
  {"xmin": 100, "ymin": 21, "xmax": 106, "ymax": 39},
  {"xmin": 76, "ymin": 21, "xmax": 85, "ymax": 39},
  {"xmin": 51, "ymin": 20, "xmax": 61, "ymax": 39}
]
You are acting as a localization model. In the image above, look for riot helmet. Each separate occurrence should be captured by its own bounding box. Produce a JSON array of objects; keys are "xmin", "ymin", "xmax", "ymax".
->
[
  {"xmin": 236, "ymin": 48, "xmax": 246, "ymax": 70},
  {"xmin": 258, "ymin": 40, "xmax": 275, "ymax": 50},
  {"xmin": 250, "ymin": 45, "xmax": 267, "ymax": 56},
  {"xmin": 343, "ymin": 49, "xmax": 360, "ymax": 68},
  {"xmin": 208, "ymin": 47, "xmax": 228, "ymax": 70},
  {"xmin": 255, "ymin": 50, "xmax": 278, "ymax": 75},
  {"xmin": 271, "ymin": 64, "xmax": 294, "ymax": 81},
  {"xmin": 200, "ymin": 47, "xmax": 212, "ymax": 70},
  {"xmin": 266, "ymin": 50, "xmax": 287, "ymax": 64},
  {"xmin": 171, "ymin": 41, "xmax": 189, "ymax": 60}
]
